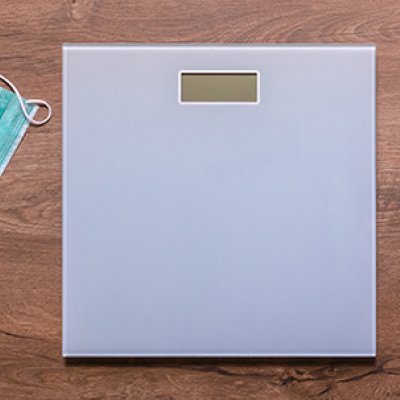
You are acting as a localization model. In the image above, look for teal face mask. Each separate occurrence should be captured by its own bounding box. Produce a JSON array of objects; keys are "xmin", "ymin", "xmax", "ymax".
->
[{"xmin": 0, "ymin": 74, "xmax": 51, "ymax": 176}]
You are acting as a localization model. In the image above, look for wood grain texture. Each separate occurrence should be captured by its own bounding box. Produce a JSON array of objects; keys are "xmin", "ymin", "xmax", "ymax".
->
[{"xmin": 0, "ymin": 0, "xmax": 398, "ymax": 398}]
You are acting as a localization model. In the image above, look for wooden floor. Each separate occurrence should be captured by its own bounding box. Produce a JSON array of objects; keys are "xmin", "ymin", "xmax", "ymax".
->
[{"xmin": 0, "ymin": 0, "xmax": 399, "ymax": 398}]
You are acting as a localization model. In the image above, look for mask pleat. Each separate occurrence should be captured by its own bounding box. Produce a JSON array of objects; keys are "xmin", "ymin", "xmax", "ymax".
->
[{"xmin": 0, "ymin": 87, "xmax": 13, "ymax": 120}]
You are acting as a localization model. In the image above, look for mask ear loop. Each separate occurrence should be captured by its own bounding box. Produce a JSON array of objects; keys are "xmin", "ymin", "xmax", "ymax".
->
[{"xmin": 0, "ymin": 74, "xmax": 52, "ymax": 126}]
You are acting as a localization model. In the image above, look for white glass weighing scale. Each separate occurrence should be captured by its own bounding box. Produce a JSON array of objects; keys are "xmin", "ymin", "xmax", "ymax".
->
[{"xmin": 62, "ymin": 45, "xmax": 376, "ymax": 357}]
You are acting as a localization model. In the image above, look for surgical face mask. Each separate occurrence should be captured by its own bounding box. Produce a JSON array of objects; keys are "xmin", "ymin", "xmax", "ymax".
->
[{"xmin": 0, "ymin": 74, "xmax": 51, "ymax": 176}]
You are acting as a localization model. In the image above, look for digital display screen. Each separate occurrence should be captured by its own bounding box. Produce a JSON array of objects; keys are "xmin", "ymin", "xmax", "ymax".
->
[{"xmin": 180, "ymin": 72, "xmax": 258, "ymax": 103}]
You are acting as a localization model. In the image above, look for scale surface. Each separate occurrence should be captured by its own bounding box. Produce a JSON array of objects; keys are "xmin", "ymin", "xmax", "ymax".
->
[{"xmin": 63, "ymin": 45, "xmax": 376, "ymax": 357}]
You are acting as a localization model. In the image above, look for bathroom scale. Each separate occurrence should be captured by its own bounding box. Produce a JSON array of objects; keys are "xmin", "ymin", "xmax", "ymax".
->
[{"xmin": 62, "ymin": 45, "xmax": 376, "ymax": 357}]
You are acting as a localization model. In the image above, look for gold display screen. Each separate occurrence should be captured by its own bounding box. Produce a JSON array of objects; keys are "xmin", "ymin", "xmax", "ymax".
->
[{"xmin": 180, "ymin": 72, "xmax": 258, "ymax": 103}]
